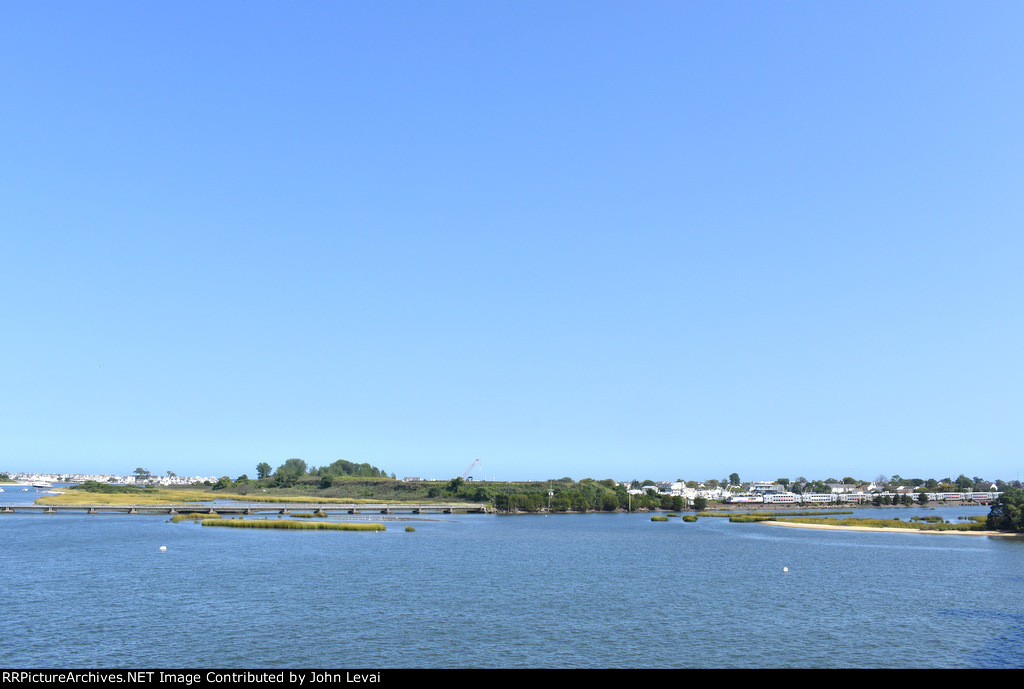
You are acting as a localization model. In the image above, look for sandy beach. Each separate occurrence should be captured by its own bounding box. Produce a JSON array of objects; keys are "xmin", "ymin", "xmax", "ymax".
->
[{"xmin": 761, "ymin": 520, "xmax": 1019, "ymax": 537}]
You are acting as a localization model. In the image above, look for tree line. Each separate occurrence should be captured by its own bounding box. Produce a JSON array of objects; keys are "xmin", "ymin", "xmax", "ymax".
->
[{"xmin": 210, "ymin": 458, "xmax": 394, "ymax": 491}]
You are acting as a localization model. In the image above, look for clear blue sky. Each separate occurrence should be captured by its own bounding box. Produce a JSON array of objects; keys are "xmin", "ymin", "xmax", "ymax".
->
[{"xmin": 2, "ymin": 2, "xmax": 1022, "ymax": 483}]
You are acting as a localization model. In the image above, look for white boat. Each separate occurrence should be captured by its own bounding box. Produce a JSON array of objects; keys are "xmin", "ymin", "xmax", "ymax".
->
[{"xmin": 32, "ymin": 482, "xmax": 53, "ymax": 489}]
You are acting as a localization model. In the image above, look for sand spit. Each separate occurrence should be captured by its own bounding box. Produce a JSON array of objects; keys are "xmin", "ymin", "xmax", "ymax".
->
[{"xmin": 761, "ymin": 520, "xmax": 1020, "ymax": 537}]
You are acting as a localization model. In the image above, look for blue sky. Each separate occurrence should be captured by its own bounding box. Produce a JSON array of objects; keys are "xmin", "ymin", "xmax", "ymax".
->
[{"xmin": 2, "ymin": 2, "xmax": 1022, "ymax": 483}]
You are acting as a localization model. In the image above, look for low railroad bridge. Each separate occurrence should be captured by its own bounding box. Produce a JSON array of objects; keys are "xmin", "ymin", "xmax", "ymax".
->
[{"xmin": 0, "ymin": 502, "xmax": 488, "ymax": 515}]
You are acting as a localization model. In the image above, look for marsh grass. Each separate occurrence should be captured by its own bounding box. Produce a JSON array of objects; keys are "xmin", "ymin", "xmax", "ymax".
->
[
  {"xmin": 36, "ymin": 490, "xmax": 215, "ymax": 506},
  {"xmin": 290, "ymin": 511, "xmax": 329, "ymax": 518},
  {"xmin": 170, "ymin": 513, "xmax": 219, "ymax": 522},
  {"xmin": 706, "ymin": 510, "xmax": 853, "ymax": 518},
  {"xmin": 200, "ymin": 519, "xmax": 385, "ymax": 531}
]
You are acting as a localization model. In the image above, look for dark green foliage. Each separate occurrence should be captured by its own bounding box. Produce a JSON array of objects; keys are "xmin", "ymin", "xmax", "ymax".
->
[
  {"xmin": 987, "ymin": 486, "xmax": 1024, "ymax": 532},
  {"xmin": 487, "ymin": 479, "xmax": 629, "ymax": 513},
  {"xmin": 261, "ymin": 457, "xmax": 391, "ymax": 489},
  {"xmin": 955, "ymin": 474, "xmax": 975, "ymax": 491},
  {"xmin": 316, "ymin": 459, "xmax": 389, "ymax": 479},
  {"xmin": 271, "ymin": 458, "xmax": 307, "ymax": 487},
  {"xmin": 70, "ymin": 480, "xmax": 157, "ymax": 494}
]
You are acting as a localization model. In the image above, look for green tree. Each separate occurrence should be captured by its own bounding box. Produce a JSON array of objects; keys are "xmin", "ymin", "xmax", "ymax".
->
[
  {"xmin": 272, "ymin": 458, "xmax": 307, "ymax": 487},
  {"xmin": 987, "ymin": 486, "xmax": 1024, "ymax": 532},
  {"xmin": 729, "ymin": 473, "xmax": 740, "ymax": 486},
  {"xmin": 917, "ymin": 490, "xmax": 929, "ymax": 505},
  {"xmin": 211, "ymin": 476, "xmax": 232, "ymax": 490},
  {"xmin": 955, "ymin": 474, "xmax": 975, "ymax": 491},
  {"xmin": 693, "ymin": 496, "xmax": 708, "ymax": 511},
  {"xmin": 256, "ymin": 462, "xmax": 272, "ymax": 479}
]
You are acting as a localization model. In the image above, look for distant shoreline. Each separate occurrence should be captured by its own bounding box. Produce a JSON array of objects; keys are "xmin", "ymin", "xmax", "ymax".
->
[{"xmin": 761, "ymin": 520, "xmax": 1020, "ymax": 537}]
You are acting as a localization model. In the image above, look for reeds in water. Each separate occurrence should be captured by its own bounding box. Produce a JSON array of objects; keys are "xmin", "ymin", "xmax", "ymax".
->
[
  {"xmin": 170, "ymin": 513, "xmax": 219, "ymax": 522},
  {"xmin": 200, "ymin": 519, "xmax": 385, "ymax": 531}
]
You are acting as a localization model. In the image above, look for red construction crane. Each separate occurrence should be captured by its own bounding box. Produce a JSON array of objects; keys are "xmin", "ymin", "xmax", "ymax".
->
[{"xmin": 461, "ymin": 458, "xmax": 482, "ymax": 481}]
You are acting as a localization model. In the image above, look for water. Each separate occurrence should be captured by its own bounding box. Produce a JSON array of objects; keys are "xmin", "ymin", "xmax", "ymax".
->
[{"xmin": 1, "ymin": 496, "xmax": 1021, "ymax": 668}]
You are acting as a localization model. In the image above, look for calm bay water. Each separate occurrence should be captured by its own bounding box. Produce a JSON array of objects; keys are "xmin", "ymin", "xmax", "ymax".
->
[{"xmin": 1, "ymin": 493, "xmax": 1022, "ymax": 669}]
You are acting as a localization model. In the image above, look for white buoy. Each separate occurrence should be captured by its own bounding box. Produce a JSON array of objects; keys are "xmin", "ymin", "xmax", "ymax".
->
[
  {"xmin": 159, "ymin": 546, "xmax": 167, "ymax": 551},
  {"xmin": 783, "ymin": 567, "xmax": 788, "ymax": 572}
]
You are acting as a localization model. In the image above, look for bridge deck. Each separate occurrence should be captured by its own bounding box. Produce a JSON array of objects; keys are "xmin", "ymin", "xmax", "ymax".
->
[{"xmin": 0, "ymin": 502, "xmax": 488, "ymax": 515}]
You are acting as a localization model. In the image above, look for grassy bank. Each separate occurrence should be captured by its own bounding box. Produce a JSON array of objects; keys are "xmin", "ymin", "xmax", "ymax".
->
[
  {"xmin": 766, "ymin": 516, "xmax": 990, "ymax": 532},
  {"xmin": 700, "ymin": 510, "xmax": 854, "ymax": 519},
  {"xmin": 200, "ymin": 519, "xmax": 385, "ymax": 531},
  {"xmin": 35, "ymin": 489, "xmax": 215, "ymax": 506},
  {"xmin": 169, "ymin": 512, "xmax": 221, "ymax": 522}
]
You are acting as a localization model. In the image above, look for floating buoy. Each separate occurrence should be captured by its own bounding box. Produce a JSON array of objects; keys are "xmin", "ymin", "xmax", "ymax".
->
[
  {"xmin": 159, "ymin": 546, "xmax": 167, "ymax": 551},
  {"xmin": 783, "ymin": 567, "xmax": 788, "ymax": 573}
]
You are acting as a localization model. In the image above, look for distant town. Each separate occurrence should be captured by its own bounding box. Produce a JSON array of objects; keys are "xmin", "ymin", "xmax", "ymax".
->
[{"xmin": 1, "ymin": 471, "xmax": 220, "ymax": 487}]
